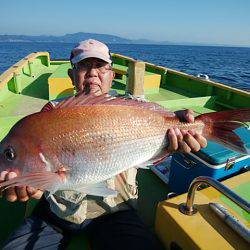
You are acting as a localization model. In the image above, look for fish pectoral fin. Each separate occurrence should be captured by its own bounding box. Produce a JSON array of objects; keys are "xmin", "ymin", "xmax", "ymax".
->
[
  {"xmin": 137, "ymin": 154, "xmax": 170, "ymax": 169},
  {"xmin": 136, "ymin": 162, "xmax": 151, "ymax": 169},
  {"xmin": 0, "ymin": 172, "xmax": 63, "ymax": 192},
  {"xmin": 76, "ymin": 182, "xmax": 118, "ymax": 198}
]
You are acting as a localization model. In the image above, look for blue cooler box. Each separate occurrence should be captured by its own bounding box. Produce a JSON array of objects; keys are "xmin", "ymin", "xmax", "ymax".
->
[{"xmin": 168, "ymin": 127, "xmax": 250, "ymax": 194}]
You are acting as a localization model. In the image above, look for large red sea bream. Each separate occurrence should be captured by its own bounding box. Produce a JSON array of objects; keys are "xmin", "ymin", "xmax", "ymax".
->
[{"xmin": 0, "ymin": 94, "xmax": 249, "ymax": 197}]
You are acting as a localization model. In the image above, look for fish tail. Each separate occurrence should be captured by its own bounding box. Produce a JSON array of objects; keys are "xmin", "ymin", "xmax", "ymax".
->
[
  {"xmin": 196, "ymin": 108, "xmax": 250, "ymax": 154},
  {"xmin": 0, "ymin": 172, "xmax": 63, "ymax": 193}
]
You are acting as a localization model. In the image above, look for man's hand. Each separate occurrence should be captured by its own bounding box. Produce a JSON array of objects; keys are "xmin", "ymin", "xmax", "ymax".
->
[
  {"xmin": 0, "ymin": 171, "xmax": 43, "ymax": 202},
  {"xmin": 168, "ymin": 109, "xmax": 207, "ymax": 153}
]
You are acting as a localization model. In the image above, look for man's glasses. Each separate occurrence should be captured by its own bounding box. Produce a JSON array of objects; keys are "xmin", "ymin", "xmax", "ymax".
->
[{"xmin": 75, "ymin": 61, "xmax": 112, "ymax": 74}]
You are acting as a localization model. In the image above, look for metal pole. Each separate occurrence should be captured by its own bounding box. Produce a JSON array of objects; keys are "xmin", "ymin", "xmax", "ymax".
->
[{"xmin": 179, "ymin": 176, "xmax": 250, "ymax": 216}]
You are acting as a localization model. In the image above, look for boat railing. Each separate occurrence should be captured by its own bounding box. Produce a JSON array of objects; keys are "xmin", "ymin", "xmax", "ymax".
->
[{"xmin": 179, "ymin": 176, "xmax": 250, "ymax": 216}]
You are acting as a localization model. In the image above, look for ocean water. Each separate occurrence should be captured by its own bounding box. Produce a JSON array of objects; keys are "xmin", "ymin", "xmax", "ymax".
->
[{"xmin": 0, "ymin": 42, "xmax": 249, "ymax": 91}]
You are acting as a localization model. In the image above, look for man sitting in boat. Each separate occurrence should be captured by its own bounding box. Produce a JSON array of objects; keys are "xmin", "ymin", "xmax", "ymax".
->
[{"xmin": 1, "ymin": 39, "xmax": 207, "ymax": 250}]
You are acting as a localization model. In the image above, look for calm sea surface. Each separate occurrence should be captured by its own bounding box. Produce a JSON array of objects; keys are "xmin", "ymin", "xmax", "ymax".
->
[{"xmin": 0, "ymin": 42, "xmax": 249, "ymax": 91}]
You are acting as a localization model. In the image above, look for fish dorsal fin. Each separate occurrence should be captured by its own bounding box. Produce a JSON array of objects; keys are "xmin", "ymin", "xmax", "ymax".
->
[
  {"xmin": 41, "ymin": 102, "xmax": 56, "ymax": 112},
  {"xmin": 53, "ymin": 93, "xmax": 175, "ymax": 117}
]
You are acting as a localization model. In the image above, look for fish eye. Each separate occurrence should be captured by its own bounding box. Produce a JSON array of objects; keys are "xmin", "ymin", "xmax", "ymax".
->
[{"xmin": 4, "ymin": 147, "xmax": 16, "ymax": 161}]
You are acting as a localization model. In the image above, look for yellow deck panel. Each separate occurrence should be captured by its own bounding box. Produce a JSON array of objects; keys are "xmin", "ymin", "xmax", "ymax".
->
[
  {"xmin": 144, "ymin": 74, "xmax": 161, "ymax": 91},
  {"xmin": 155, "ymin": 172, "xmax": 250, "ymax": 250},
  {"xmin": 48, "ymin": 77, "xmax": 74, "ymax": 99}
]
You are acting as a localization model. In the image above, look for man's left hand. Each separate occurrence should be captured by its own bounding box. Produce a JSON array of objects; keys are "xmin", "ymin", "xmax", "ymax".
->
[{"xmin": 167, "ymin": 109, "xmax": 207, "ymax": 153}]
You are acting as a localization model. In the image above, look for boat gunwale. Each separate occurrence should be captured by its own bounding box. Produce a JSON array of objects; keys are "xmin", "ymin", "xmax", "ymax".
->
[
  {"xmin": 0, "ymin": 52, "xmax": 50, "ymax": 89},
  {"xmin": 0, "ymin": 52, "xmax": 249, "ymax": 98}
]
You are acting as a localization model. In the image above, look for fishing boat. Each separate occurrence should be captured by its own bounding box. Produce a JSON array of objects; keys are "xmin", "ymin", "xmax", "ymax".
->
[{"xmin": 0, "ymin": 52, "xmax": 249, "ymax": 249}]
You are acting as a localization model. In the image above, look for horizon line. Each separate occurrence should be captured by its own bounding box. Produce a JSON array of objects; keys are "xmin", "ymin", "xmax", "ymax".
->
[{"xmin": 0, "ymin": 33, "xmax": 249, "ymax": 48}]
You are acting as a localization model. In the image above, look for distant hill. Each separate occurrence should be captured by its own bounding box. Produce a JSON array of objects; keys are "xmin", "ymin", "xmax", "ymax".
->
[
  {"xmin": 0, "ymin": 32, "xmax": 171, "ymax": 45},
  {"xmin": 0, "ymin": 32, "xmax": 243, "ymax": 47}
]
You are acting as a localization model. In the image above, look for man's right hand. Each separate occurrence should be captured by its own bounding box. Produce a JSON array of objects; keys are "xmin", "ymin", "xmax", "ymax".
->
[{"xmin": 0, "ymin": 171, "xmax": 43, "ymax": 202}]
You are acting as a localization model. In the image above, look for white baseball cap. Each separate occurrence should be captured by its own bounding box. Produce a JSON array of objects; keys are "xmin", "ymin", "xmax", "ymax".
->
[{"xmin": 70, "ymin": 39, "xmax": 112, "ymax": 64}]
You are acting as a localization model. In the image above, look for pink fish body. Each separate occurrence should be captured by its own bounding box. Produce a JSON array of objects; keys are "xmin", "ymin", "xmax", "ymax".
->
[{"xmin": 0, "ymin": 94, "xmax": 249, "ymax": 196}]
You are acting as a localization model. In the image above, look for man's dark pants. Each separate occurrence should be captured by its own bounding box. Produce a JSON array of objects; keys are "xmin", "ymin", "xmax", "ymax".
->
[{"xmin": 2, "ymin": 197, "xmax": 164, "ymax": 250}]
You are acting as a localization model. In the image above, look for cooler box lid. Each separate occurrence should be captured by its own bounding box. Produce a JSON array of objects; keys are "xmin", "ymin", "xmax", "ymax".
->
[{"xmin": 194, "ymin": 127, "xmax": 250, "ymax": 165}]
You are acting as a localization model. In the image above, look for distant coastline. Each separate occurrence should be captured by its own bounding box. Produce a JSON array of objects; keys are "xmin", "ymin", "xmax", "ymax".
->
[{"xmin": 0, "ymin": 32, "xmax": 249, "ymax": 48}]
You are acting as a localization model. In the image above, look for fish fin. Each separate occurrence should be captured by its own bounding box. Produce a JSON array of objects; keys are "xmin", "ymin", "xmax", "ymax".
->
[
  {"xmin": 137, "ymin": 154, "xmax": 170, "ymax": 169},
  {"xmin": 152, "ymin": 155, "xmax": 170, "ymax": 165},
  {"xmin": 147, "ymin": 146, "xmax": 171, "ymax": 166},
  {"xmin": 136, "ymin": 163, "xmax": 151, "ymax": 169},
  {"xmin": 41, "ymin": 102, "xmax": 56, "ymax": 112},
  {"xmin": 197, "ymin": 108, "xmax": 250, "ymax": 154},
  {"xmin": 0, "ymin": 172, "xmax": 63, "ymax": 192},
  {"xmin": 53, "ymin": 93, "xmax": 176, "ymax": 117},
  {"xmin": 76, "ymin": 182, "xmax": 118, "ymax": 198}
]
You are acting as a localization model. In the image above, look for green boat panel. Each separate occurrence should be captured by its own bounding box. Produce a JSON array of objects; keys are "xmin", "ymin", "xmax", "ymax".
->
[
  {"xmin": 0, "ymin": 92, "xmax": 48, "ymax": 117},
  {"xmin": 112, "ymin": 63, "xmax": 158, "ymax": 76},
  {"xmin": 0, "ymin": 116, "xmax": 24, "ymax": 141},
  {"xmin": 153, "ymin": 96, "xmax": 216, "ymax": 109},
  {"xmin": 164, "ymin": 73, "xmax": 210, "ymax": 97},
  {"xmin": 146, "ymin": 88, "xmax": 192, "ymax": 102},
  {"xmin": 220, "ymin": 182, "xmax": 250, "ymax": 222},
  {"xmin": 111, "ymin": 79, "xmax": 126, "ymax": 95},
  {"xmin": 112, "ymin": 63, "xmax": 127, "ymax": 74},
  {"xmin": 49, "ymin": 63, "xmax": 71, "ymax": 78}
]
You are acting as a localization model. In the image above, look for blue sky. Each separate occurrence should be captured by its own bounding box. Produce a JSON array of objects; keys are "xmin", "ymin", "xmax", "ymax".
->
[{"xmin": 1, "ymin": 0, "xmax": 250, "ymax": 46}]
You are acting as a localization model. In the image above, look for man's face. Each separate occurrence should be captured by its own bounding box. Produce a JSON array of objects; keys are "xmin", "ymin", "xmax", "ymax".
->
[{"xmin": 72, "ymin": 57, "xmax": 115, "ymax": 96}]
